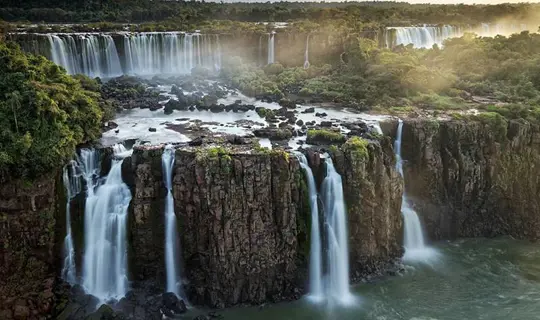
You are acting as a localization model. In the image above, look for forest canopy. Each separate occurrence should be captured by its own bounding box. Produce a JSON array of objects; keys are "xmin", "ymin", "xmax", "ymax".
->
[
  {"xmin": 1, "ymin": 0, "xmax": 540, "ymax": 28},
  {"xmin": 0, "ymin": 41, "xmax": 110, "ymax": 182}
]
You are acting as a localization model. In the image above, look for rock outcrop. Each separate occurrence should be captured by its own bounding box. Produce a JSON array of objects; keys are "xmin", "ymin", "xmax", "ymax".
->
[
  {"xmin": 129, "ymin": 148, "xmax": 166, "ymax": 284},
  {"xmin": 394, "ymin": 118, "xmax": 540, "ymax": 240},
  {"xmin": 172, "ymin": 149, "xmax": 306, "ymax": 307},
  {"xmin": 0, "ymin": 175, "xmax": 59, "ymax": 319},
  {"xmin": 331, "ymin": 138, "xmax": 404, "ymax": 278}
]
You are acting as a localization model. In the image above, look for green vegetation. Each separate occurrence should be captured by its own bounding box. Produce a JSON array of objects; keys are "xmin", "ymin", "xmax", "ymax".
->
[
  {"xmin": 2, "ymin": 1, "xmax": 539, "ymax": 29},
  {"xmin": 343, "ymin": 136, "xmax": 370, "ymax": 158},
  {"xmin": 0, "ymin": 41, "xmax": 109, "ymax": 182},
  {"xmin": 306, "ymin": 129, "xmax": 346, "ymax": 144}
]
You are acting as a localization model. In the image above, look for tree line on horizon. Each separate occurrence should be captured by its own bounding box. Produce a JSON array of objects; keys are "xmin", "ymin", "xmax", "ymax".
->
[{"xmin": 1, "ymin": 0, "xmax": 538, "ymax": 27}]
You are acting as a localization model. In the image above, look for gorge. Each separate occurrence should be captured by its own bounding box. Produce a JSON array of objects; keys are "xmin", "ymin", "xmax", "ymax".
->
[{"xmin": 2, "ymin": 2, "xmax": 540, "ymax": 319}]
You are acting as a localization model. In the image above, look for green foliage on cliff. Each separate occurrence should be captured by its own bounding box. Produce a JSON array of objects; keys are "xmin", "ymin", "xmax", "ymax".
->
[
  {"xmin": 220, "ymin": 57, "xmax": 283, "ymax": 98},
  {"xmin": 343, "ymin": 137, "xmax": 369, "ymax": 159},
  {"xmin": 1, "ymin": 1, "xmax": 538, "ymax": 30},
  {"xmin": 0, "ymin": 41, "xmax": 106, "ymax": 181},
  {"xmin": 307, "ymin": 129, "xmax": 346, "ymax": 144}
]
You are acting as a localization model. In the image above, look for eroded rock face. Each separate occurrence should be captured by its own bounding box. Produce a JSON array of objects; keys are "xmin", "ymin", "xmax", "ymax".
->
[
  {"xmin": 129, "ymin": 148, "xmax": 166, "ymax": 285},
  {"xmin": 0, "ymin": 175, "xmax": 59, "ymax": 319},
  {"xmin": 173, "ymin": 150, "xmax": 305, "ymax": 307},
  {"xmin": 331, "ymin": 138, "xmax": 404, "ymax": 279},
  {"xmin": 399, "ymin": 118, "xmax": 540, "ymax": 240}
]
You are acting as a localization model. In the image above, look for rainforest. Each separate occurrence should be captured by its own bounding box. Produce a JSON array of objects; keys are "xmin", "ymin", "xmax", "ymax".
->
[{"xmin": 2, "ymin": 1, "xmax": 540, "ymax": 320}]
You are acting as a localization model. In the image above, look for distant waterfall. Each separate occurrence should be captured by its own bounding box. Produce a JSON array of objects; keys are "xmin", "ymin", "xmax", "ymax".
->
[
  {"xmin": 386, "ymin": 23, "xmax": 528, "ymax": 48},
  {"xmin": 303, "ymin": 34, "xmax": 310, "ymax": 69},
  {"xmin": 295, "ymin": 153, "xmax": 323, "ymax": 301},
  {"xmin": 123, "ymin": 33, "xmax": 221, "ymax": 75},
  {"xmin": 320, "ymin": 155, "xmax": 354, "ymax": 305},
  {"xmin": 47, "ymin": 34, "xmax": 122, "ymax": 78},
  {"xmin": 20, "ymin": 33, "xmax": 221, "ymax": 77},
  {"xmin": 162, "ymin": 145, "xmax": 184, "ymax": 298},
  {"xmin": 82, "ymin": 145, "xmax": 131, "ymax": 303},
  {"xmin": 394, "ymin": 120, "xmax": 437, "ymax": 263},
  {"xmin": 258, "ymin": 35, "xmax": 264, "ymax": 66},
  {"xmin": 61, "ymin": 160, "xmax": 83, "ymax": 284},
  {"xmin": 267, "ymin": 32, "xmax": 275, "ymax": 64},
  {"xmin": 388, "ymin": 25, "xmax": 461, "ymax": 48}
]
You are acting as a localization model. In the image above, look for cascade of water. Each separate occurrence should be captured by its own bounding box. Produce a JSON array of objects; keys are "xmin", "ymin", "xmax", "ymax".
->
[
  {"xmin": 35, "ymin": 32, "xmax": 222, "ymax": 77},
  {"xmin": 387, "ymin": 23, "xmax": 529, "ymax": 49},
  {"xmin": 162, "ymin": 145, "xmax": 184, "ymax": 298},
  {"xmin": 259, "ymin": 35, "xmax": 264, "ymax": 66},
  {"xmin": 48, "ymin": 35, "xmax": 77, "ymax": 74},
  {"xmin": 303, "ymin": 34, "xmax": 310, "ymax": 69},
  {"xmin": 267, "ymin": 32, "xmax": 275, "ymax": 64},
  {"xmin": 394, "ymin": 119, "xmax": 437, "ymax": 263},
  {"xmin": 61, "ymin": 160, "xmax": 83, "ymax": 284},
  {"xmin": 295, "ymin": 153, "xmax": 323, "ymax": 301},
  {"xmin": 82, "ymin": 144, "xmax": 131, "ymax": 303},
  {"xmin": 320, "ymin": 155, "xmax": 354, "ymax": 305}
]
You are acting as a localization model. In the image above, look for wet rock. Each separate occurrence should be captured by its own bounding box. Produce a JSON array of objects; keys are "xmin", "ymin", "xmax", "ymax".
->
[
  {"xmin": 200, "ymin": 94, "xmax": 218, "ymax": 108},
  {"xmin": 227, "ymin": 135, "xmax": 248, "ymax": 145},
  {"xmin": 210, "ymin": 104, "xmax": 225, "ymax": 113},
  {"xmin": 320, "ymin": 121, "xmax": 333, "ymax": 127},
  {"xmin": 148, "ymin": 127, "xmax": 157, "ymax": 132},
  {"xmin": 180, "ymin": 82, "xmax": 196, "ymax": 92},
  {"xmin": 170, "ymin": 85, "xmax": 183, "ymax": 97},
  {"xmin": 315, "ymin": 112, "xmax": 328, "ymax": 117},
  {"xmin": 162, "ymin": 292, "xmax": 187, "ymax": 315},
  {"xmin": 296, "ymin": 120, "xmax": 304, "ymax": 126},
  {"xmin": 164, "ymin": 99, "xmax": 188, "ymax": 114},
  {"xmin": 84, "ymin": 304, "xmax": 115, "ymax": 320},
  {"xmin": 302, "ymin": 107, "xmax": 315, "ymax": 113},
  {"xmin": 149, "ymin": 104, "xmax": 162, "ymax": 111},
  {"xmin": 279, "ymin": 98, "xmax": 296, "ymax": 109},
  {"xmin": 189, "ymin": 137, "xmax": 204, "ymax": 146},
  {"xmin": 253, "ymin": 127, "xmax": 293, "ymax": 140}
]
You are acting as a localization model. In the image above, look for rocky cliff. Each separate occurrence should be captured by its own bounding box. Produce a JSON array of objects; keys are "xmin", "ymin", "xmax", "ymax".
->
[
  {"xmin": 391, "ymin": 118, "xmax": 540, "ymax": 241},
  {"xmin": 0, "ymin": 175, "xmax": 60, "ymax": 319},
  {"xmin": 331, "ymin": 138, "xmax": 404, "ymax": 278},
  {"xmin": 128, "ymin": 146, "xmax": 309, "ymax": 308},
  {"xmin": 172, "ymin": 149, "xmax": 306, "ymax": 308}
]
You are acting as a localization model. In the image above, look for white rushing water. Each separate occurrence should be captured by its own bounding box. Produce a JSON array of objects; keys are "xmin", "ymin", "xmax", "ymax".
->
[
  {"xmin": 295, "ymin": 153, "xmax": 323, "ymax": 301},
  {"xmin": 386, "ymin": 23, "xmax": 528, "ymax": 48},
  {"xmin": 267, "ymin": 32, "xmax": 275, "ymax": 64},
  {"xmin": 320, "ymin": 155, "xmax": 354, "ymax": 305},
  {"xmin": 37, "ymin": 33, "xmax": 222, "ymax": 77},
  {"xmin": 304, "ymin": 34, "xmax": 310, "ymax": 69},
  {"xmin": 48, "ymin": 34, "xmax": 122, "ymax": 78},
  {"xmin": 61, "ymin": 160, "xmax": 83, "ymax": 284},
  {"xmin": 82, "ymin": 145, "xmax": 132, "ymax": 303},
  {"xmin": 394, "ymin": 119, "xmax": 438, "ymax": 263},
  {"xmin": 162, "ymin": 145, "xmax": 184, "ymax": 298}
]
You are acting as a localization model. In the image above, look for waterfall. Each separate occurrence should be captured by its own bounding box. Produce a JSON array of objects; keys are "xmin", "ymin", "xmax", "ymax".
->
[
  {"xmin": 295, "ymin": 153, "xmax": 323, "ymax": 301},
  {"xmin": 394, "ymin": 119, "xmax": 438, "ymax": 263},
  {"xmin": 82, "ymin": 145, "xmax": 131, "ymax": 303},
  {"xmin": 267, "ymin": 32, "xmax": 275, "ymax": 64},
  {"xmin": 162, "ymin": 145, "xmax": 184, "ymax": 298},
  {"xmin": 388, "ymin": 25, "xmax": 462, "ymax": 48},
  {"xmin": 61, "ymin": 160, "xmax": 83, "ymax": 284},
  {"xmin": 303, "ymin": 34, "xmax": 310, "ymax": 69},
  {"xmin": 259, "ymin": 35, "xmax": 264, "ymax": 66},
  {"xmin": 28, "ymin": 33, "xmax": 221, "ymax": 77},
  {"xmin": 320, "ymin": 155, "xmax": 354, "ymax": 305},
  {"xmin": 386, "ymin": 23, "xmax": 528, "ymax": 48}
]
